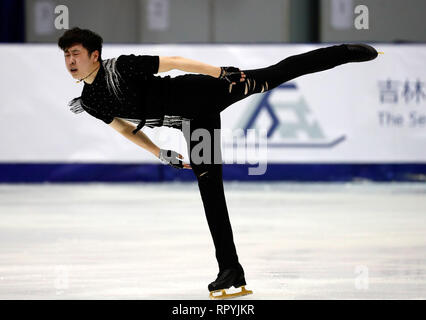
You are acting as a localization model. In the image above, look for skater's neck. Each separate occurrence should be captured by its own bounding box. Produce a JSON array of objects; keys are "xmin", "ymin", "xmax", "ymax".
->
[{"xmin": 81, "ymin": 61, "xmax": 101, "ymax": 84}]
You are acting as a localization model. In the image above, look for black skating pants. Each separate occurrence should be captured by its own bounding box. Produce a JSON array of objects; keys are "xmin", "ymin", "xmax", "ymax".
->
[{"xmin": 167, "ymin": 44, "xmax": 353, "ymax": 271}]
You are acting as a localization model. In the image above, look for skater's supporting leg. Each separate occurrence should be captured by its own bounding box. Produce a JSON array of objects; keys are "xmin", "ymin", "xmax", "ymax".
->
[
  {"xmin": 182, "ymin": 115, "xmax": 252, "ymax": 299},
  {"xmin": 182, "ymin": 115, "xmax": 241, "ymax": 272}
]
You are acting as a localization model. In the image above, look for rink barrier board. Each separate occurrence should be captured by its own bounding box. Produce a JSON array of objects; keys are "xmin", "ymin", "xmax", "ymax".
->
[{"xmin": 0, "ymin": 163, "xmax": 425, "ymax": 183}]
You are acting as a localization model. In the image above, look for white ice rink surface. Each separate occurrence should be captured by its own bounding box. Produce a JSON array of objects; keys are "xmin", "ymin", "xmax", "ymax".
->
[{"xmin": 0, "ymin": 182, "xmax": 425, "ymax": 300}]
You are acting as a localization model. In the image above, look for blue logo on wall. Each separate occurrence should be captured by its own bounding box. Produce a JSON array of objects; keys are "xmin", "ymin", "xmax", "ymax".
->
[{"xmin": 230, "ymin": 83, "xmax": 346, "ymax": 148}]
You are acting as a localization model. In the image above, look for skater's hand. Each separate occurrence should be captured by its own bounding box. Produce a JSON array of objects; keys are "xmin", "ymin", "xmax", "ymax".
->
[
  {"xmin": 158, "ymin": 149, "xmax": 192, "ymax": 170},
  {"xmin": 219, "ymin": 66, "xmax": 246, "ymax": 92}
]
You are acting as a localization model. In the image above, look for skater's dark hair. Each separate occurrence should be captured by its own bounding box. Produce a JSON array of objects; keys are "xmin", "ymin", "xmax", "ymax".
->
[{"xmin": 58, "ymin": 27, "xmax": 103, "ymax": 61}]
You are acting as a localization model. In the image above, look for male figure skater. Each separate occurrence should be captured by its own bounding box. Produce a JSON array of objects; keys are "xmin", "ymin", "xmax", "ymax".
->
[{"xmin": 59, "ymin": 27, "xmax": 379, "ymax": 299}]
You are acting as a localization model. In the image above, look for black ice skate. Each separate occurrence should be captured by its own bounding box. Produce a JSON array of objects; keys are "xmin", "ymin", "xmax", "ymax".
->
[
  {"xmin": 344, "ymin": 43, "xmax": 383, "ymax": 62},
  {"xmin": 208, "ymin": 267, "xmax": 253, "ymax": 300}
]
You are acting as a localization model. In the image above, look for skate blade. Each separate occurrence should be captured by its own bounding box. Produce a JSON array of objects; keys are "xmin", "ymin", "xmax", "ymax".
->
[{"xmin": 209, "ymin": 286, "xmax": 253, "ymax": 300}]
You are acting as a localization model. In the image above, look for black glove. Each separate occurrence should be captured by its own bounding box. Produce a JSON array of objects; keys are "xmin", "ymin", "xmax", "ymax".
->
[
  {"xmin": 219, "ymin": 66, "xmax": 246, "ymax": 92},
  {"xmin": 219, "ymin": 66, "xmax": 241, "ymax": 83},
  {"xmin": 158, "ymin": 149, "xmax": 191, "ymax": 169}
]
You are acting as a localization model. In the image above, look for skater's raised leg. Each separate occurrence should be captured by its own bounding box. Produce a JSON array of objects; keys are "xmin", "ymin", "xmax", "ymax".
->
[
  {"xmin": 219, "ymin": 43, "xmax": 379, "ymax": 109},
  {"xmin": 246, "ymin": 44, "xmax": 377, "ymax": 90}
]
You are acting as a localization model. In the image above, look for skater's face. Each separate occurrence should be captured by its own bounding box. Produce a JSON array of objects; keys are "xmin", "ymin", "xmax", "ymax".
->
[{"xmin": 63, "ymin": 44, "xmax": 99, "ymax": 80}]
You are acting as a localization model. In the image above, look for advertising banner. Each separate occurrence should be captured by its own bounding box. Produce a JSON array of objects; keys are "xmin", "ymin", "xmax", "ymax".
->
[{"xmin": 0, "ymin": 43, "xmax": 425, "ymax": 181}]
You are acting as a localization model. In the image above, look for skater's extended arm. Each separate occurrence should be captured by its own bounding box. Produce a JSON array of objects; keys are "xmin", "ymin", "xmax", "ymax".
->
[
  {"xmin": 109, "ymin": 118, "xmax": 191, "ymax": 169},
  {"xmin": 109, "ymin": 118, "xmax": 160, "ymax": 157},
  {"xmin": 158, "ymin": 56, "xmax": 246, "ymax": 85},
  {"xmin": 158, "ymin": 56, "xmax": 222, "ymax": 78}
]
